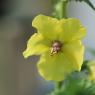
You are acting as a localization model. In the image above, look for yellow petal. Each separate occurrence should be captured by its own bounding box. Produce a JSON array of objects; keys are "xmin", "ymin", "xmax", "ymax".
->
[
  {"xmin": 59, "ymin": 18, "xmax": 86, "ymax": 42},
  {"xmin": 32, "ymin": 14, "xmax": 60, "ymax": 40},
  {"xmin": 63, "ymin": 40, "xmax": 84, "ymax": 71},
  {"xmin": 23, "ymin": 33, "xmax": 50, "ymax": 58},
  {"xmin": 37, "ymin": 50, "xmax": 82, "ymax": 81},
  {"xmin": 87, "ymin": 61, "xmax": 95, "ymax": 80}
]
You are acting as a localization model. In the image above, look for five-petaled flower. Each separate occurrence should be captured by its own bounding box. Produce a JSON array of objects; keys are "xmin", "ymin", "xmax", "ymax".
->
[{"xmin": 23, "ymin": 14, "xmax": 86, "ymax": 81}]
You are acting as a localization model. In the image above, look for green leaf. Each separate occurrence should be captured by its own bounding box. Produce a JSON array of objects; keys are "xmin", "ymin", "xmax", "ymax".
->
[
  {"xmin": 81, "ymin": 0, "xmax": 95, "ymax": 11},
  {"xmin": 47, "ymin": 72, "xmax": 95, "ymax": 95},
  {"xmin": 69, "ymin": 0, "xmax": 95, "ymax": 11}
]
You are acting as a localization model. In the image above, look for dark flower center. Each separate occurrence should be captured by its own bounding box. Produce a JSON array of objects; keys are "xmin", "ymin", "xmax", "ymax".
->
[{"xmin": 51, "ymin": 40, "xmax": 63, "ymax": 55}]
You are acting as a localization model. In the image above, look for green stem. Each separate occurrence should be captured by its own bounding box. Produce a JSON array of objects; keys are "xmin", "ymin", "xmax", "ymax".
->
[
  {"xmin": 62, "ymin": 1, "xmax": 67, "ymax": 18},
  {"xmin": 52, "ymin": 0, "xmax": 68, "ymax": 19},
  {"xmin": 55, "ymin": 81, "xmax": 63, "ymax": 89}
]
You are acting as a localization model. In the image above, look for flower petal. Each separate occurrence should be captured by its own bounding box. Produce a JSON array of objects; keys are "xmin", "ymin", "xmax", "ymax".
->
[
  {"xmin": 59, "ymin": 18, "xmax": 86, "ymax": 42},
  {"xmin": 87, "ymin": 61, "xmax": 95, "ymax": 80},
  {"xmin": 37, "ymin": 51, "xmax": 80, "ymax": 81},
  {"xmin": 23, "ymin": 33, "xmax": 50, "ymax": 58},
  {"xmin": 63, "ymin": 40, "xmax": 84, "ymax": 71},
  {"xmin": 32, "ymin": 14, "xmax": 60, "ymax": 40}
]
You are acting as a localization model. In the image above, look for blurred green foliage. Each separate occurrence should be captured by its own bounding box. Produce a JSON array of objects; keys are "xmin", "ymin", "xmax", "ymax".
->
[
  {"xmin": 48, "ymin": 72, "xmax": 95, "ymax": 95},
  {"xmin": 88, "ymin": 48, "xmax": 95, "ymax": 56}
]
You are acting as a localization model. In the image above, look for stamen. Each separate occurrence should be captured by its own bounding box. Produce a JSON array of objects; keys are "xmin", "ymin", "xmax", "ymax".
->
[{"xmin": 50, "ymin": 40, "xmax": 63, "ymax": 55}]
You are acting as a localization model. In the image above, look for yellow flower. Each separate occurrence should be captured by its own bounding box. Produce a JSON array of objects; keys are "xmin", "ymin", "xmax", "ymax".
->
[
  {"xmin": 23, "ymin": 14, "xmax": 86, "ymax": 81},
  {"xmin": 87, "ymin": 61, "xmax": 95, "ymax": 81}
]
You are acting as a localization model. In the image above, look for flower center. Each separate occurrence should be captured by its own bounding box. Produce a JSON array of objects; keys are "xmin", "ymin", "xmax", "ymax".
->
[{"xmin": 51, "ymin": 40, "xmax": 63, "ymax": 55}]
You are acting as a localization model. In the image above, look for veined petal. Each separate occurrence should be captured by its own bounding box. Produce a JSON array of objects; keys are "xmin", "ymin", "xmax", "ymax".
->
[
  {"xmin": 59, "ymin": 18, "xmax": 86, "ymax": 42},
  {"xmin": 63, "ymin": 40, "xmax": 84, "ymax": 71},
  {"xmin": 32, "ymin": 14, "xmax": 60, "ymax": 40},
  {"xmin": 23, "ymin": 33, "xmax": 50, "ymax": 58},
  {"xmin": 37, "ymin": 51, "xmax": 80, "ymax": 81}
]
